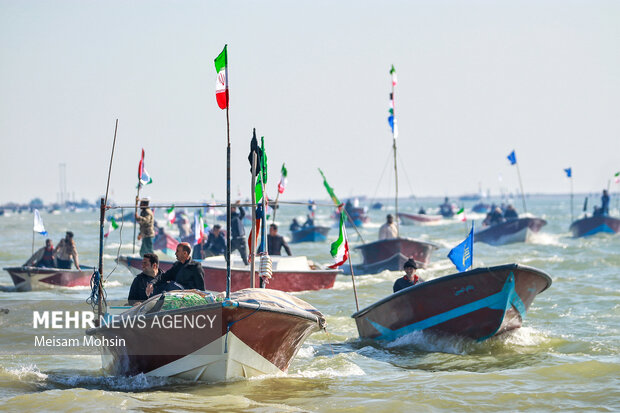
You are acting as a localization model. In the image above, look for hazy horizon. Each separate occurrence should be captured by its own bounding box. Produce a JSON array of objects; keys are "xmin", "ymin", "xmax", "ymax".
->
[{"xmin": 1, "ymin": 1, "xmax": 619, "ymax": 205}]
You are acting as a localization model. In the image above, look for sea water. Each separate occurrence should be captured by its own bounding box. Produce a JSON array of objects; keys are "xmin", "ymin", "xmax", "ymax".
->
[{"xmin": 0, "ymin": 195, "xmax": 618, "ymax": 412}]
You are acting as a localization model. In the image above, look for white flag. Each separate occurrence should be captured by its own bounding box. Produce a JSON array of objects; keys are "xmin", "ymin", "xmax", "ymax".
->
[{"xmin": 33, "ymin": 209, "xmax": 47, "ymax": 236}]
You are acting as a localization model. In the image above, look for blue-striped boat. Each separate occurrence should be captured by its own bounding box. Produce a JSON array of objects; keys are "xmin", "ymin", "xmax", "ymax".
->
[
  {"xmin": 352, "ymin": 264, "xmax": 551, "ymax": 342},
  {"xmin": 569, "ymin": 215, "xmax": 620, "ymax": 237}
]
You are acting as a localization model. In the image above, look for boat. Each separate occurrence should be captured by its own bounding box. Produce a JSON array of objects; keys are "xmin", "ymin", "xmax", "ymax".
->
[
  {"xmin": 474, "ymin": 217, "xmax": 547, "ymax": 245},
  {"xmin": 343, "ymin": 237, "xmax": 439, "ymax": 275},
  {"xmin": 86, "ymin": 288, "xmax": 325, "ymax": 380},
  {"xmin": 153, "ymin": 229, "xmax": 179, "ymax": 255},
  {"xmin": 3, "ymin": 266, "xmax": 92, "ymax": 292},
  {"xmin": 290, "ymin": 225, "xmax": 330, "ymax": 243},
  {"xmin": 352, "ymin": 263, "xmax": 552, "ymax": 342},
  {"xmin": 569, "ymin": 215, "xmax": 620, "ymax": 237},
  {"xmin": 471, "ymin": 202, "xmax": 491, "ymax": 214},
  {"xmin": 117, "ymin": 254, "xmax": 339, "ymax": 292},
  {"xmin": 397, "ymin": 212, "xmax": 442, "ymax": 225}
]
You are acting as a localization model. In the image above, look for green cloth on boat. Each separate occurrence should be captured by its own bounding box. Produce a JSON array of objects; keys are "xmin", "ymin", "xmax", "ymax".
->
[{"xmin": 160, "ymin": 291, "xmax": 217, "ymax": 311}]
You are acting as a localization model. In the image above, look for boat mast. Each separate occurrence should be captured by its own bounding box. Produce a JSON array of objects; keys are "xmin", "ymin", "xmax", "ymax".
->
[
  {"xmin": 390, "ymin": 66, "xmax": 399, "ymax": 236},
  {"xmin": 225, "ymin": 59, "xmax": 231, "ymax": 300}
]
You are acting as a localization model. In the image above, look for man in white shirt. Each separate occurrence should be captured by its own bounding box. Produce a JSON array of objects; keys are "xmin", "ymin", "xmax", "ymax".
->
[{"xmin": 379, "ymin": 214, "xmax": 398, "ymax": 240}]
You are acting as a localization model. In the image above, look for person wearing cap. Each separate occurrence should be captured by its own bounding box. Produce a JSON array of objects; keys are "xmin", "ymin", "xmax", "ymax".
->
[
  {"xmin": 55, "ymin": 231, "xmax": 80, "ymax": 270},
  {"xmin": 393, "ymin": 259, "xmax": 423, "ymax": 293},
  {"xmin": 379, "ymin": 214, "xmax": 398, "ymax": 240},
  {"xmin": 135, "ymin": 198, "xmax": 155, "ymax": 257}
]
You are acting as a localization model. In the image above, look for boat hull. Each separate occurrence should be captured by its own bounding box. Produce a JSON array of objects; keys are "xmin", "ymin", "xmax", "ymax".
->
[
  {"xmin": 352, "ymin": 264, "xmax": 551, "ymax": 341},
  {"xmin": 117, "ymin": 256, "xmax": 339, "ymax": 292},
  {"xmin": 3, "ymin": 266, "xmax": 92, "ymax": 292},
  {"xmin": 350, "ymin": 237, "xmax": 439, "ymax": 275},
  {"xmin": 474, "ymin": 218, "xmax": 547, "ymax": 245},
  {"xmin": 87, "ymin": 291, "xmax": 323, "ymax": 381},
  {"xmin": 290, "ymin": 226, "xmax": 330, "ymax": 243},
  {"xmin": 397, "ymin": 212, "xmax": 442, "ymax": 225},
  {"xmin": 569, "ymin": 215, "xmax": 620, "ymax": 237}
]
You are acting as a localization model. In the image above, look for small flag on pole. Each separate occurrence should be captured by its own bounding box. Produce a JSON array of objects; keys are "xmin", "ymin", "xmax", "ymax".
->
[
  {"xmin": 33, "ymin": 209, "xmax": 47, "ymax": 236},
  {"xmin": 614, "ymin": 171, "xmax": 620, "ymax": 184},
  {"xmin": 104, "ymin": 217, "xmax": 119, "ymax": 238},
  {"xmin": 448, "ymin": 222, "xmax": 474, "ymax": 272},
  {"xmin": 507, "ymin": 150, "xmax": 517, "ymax": 165},
  {"xmin": 390, "ymin": 65, "xmax": 397, "ymax": 86},
  {"xmin": 194, "ymin": 212, "xmax": 205, "ymax": 245},
  {"xmin": 138, "ymin": 149, "xmax": 153, "ymax": 186},
  {"xmin": 328, "ymin": 207, "xmax": 349, "ymax": 269},
  {"xmin": 318, "ymin": 169, "xmax": 341, "ymax": 205},
  {"xmin": 564, "ymin": 167, "xmax": 572, "ymax": 178},
  {"xmin": 277, "ymin": 163, "xmax": 288, "ymax": 194},
  {"xmin": 214, "ymin": 45, "xmax": 228, "ymax": 110},
  {"xmin": 455, "ymin": 207, "xmax": 467, "ymax": 222},
  {"xmin": 166, "ymin": 205, "xmax": 176, "ymax": 225}
]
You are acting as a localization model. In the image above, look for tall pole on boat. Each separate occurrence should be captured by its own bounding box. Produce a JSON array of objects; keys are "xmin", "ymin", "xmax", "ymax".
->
[
  {"xmin": 98, "ymin": 119, "xmax": 118, "ymax": 321},
  {"xmin": 259, "ymin": 136, "xmax": 268, "ymax": 289},
  {"xmin": 515, "ymin": 162, "xmax": 527, "ymax": 214},
  {"xmin": 132, "ymin": 184, "xmax": 141, "ymax": 254},
  {"xmin": 390, "ymin": 65, "xmax": 400, "ymax": 236},
  {"xmin": 569, "ymin": 172, "xmax": 574, "ymax": 223},
  {"xmin": 225, "ymin": 101, "xmax": 231, "ymax": 299},
  {"xmin": 250, "ymin": 151, "xmax": 257, "ymax": 288},
  {"xmin": 348, "ymin": 257, "xmax": 359, "ymax": 313}
]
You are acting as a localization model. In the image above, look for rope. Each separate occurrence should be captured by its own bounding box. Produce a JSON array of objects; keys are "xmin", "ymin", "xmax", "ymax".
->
[
  {"xmin": 87, "ymin": 269, "xmax": 105, "ymax": 311},
  {"xmin": 224, "ymin": 299, "xmax": 262, "ymax": 353},
  {"xmin": 258, "ymin": 253, "xmax": 272, "ymax": 284}
]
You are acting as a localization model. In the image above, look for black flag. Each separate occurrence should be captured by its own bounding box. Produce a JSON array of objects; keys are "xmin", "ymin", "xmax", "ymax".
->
[{"xmin": 248, "ymin": 128, "xmax": 263, "ymax": 175}]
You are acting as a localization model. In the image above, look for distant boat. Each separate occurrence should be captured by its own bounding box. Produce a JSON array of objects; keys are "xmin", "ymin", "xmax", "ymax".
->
[
  {"xmin": 569, "ymin": 215, "xmax": 620, "ymax": 237},
  {"xmin": 370, "ymin": 202, "xmax": 384, "ymax": 210},
  {"xmin": 397, "ymin": 212, "xmax": 442, "ymax": 225},
  {"xmin": 290, "ymin": 225, "xmax": 330, "ymax": 243},
  {"xmin": 118, "ymin": 255, "xmax": 339, "ymax": 293},
  {"xmin": 352, "ymin": 263, "xmax": 551, "ymax": 342},
  {"xmin": 3, "ymin": 266, "xmax": 92, "ymax": 292},
  {"xmin": 343, "ymin": 238, "xmax": 439, "ymax": 275},
  {"xmin": 471, "ymin": 202, "xmax": 491, "ymax": 214},
  {"xmin": 474, "ymin": 217, "xmax": 547, "ymax": 245},
  {"xmin": 86, "ymin": 288, "xmax": 325, "ymax": 381}
]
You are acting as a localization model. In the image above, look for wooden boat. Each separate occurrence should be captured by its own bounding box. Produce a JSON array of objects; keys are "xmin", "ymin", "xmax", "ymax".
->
[
  {"xmin": 343, "ymin": 238, "xmax": 439, "ymax": 275},
  {"xmin": 290, "ymin": 225, "xmax": 330, "ymax": 243},
  {"xmin": 153, "ymin": 230, "xmax": 179, "ymax": 255},
  {"xmin": 474, "ymin": 217, "xmax": 547, "ymax": 245},
  {"xmin": 3, "ymin": 266, "xmax": 92, "ymax": 292},
  {"xmin": 569, "ymin": 215, "xmax": 620, "ymax": 237},
  {"xmin": 353, "ymin": 263, "xmax": 551, "ymax": 342},
  {"xmin": 86, "ymin": 288, "xmax": 325, "ymax": 381},
  {"xmin": 397, "ymin": 212, "xmax": 442, "ymax": 225},
  {"xmin": 118, "ymin": 249, "xmax": 339, "ymax": 293}
]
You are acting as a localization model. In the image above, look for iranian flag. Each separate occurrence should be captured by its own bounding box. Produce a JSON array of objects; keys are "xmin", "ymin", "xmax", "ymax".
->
[
  {"xmin": 138, "ymin": 149, "xmax": 152, "ymax": 186},
  {"xmin": 615, "ymin": 171, "xmax": 620, "ymax": 184},
  {"xmin": 166, "ymin": 205, "xmax": 176, "ymax": 225},
  {"xmin": 455, "ymin": 207, "xmax": 467, "ymax": 222},
  {"xmin": 328, "ymin": 208, "xmax": 349, "ymax": 269},
  {"xmin": 194, "ymin": 212, "xmax": 205, "ymax": 244},
  {"xmin": 214, "ymin": 45, "xmax": 228, "ymax": 109},
  {"xmin": 104, "ymin": 217, "xmax": 119, "ymax": 238},
  {"xmin": 390, "ymin": 64, "xmax": 397, "ymax": 86},
  {"xmin": 277, "ymin": 163, "xmax": 288, "ymax": 194}
]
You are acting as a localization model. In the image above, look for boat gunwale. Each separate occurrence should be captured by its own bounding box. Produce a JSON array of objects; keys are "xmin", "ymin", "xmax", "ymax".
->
[{"xmin": 353, "ymin": 236, "xmax": 440, "ymax": 251}]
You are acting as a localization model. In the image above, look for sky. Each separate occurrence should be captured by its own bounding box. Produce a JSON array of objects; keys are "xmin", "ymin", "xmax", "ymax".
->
[{"xmin": 1, "ymin": 0, "xmax": 619, "ymax": 206}]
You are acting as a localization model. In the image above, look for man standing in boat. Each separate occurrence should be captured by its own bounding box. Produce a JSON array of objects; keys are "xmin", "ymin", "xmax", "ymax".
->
[
  {"xmin": 230, "ymin": 201, "xmax": 248, "ymax": 265},
  {"xmin": 601, "ymin": 189, "xmax": 610, "ymax": 215},
  {"xmin": 379, "ymin": 214, "xmax": 398, "ymax": 240},
  {"xmin": 146, "ymin": 242, "xmax": 204, "ymax": 296},
  {"xmin": 267, "ymin": 224, "xmax": 292, "ymax": 256},
  {"xmin": 135, "ymin": 198, "xmax": 155, "ymax": 257},
  {"xmin": 55, "ymin": 231, "xmax": 80, "ymax": 270},
  {"xmin": 128, "ymin": 253, "xmax": 162, "ymax": 305},
  {"xmin": 393, "ymin": 259, "xmax": 423, "ymax": 293}
]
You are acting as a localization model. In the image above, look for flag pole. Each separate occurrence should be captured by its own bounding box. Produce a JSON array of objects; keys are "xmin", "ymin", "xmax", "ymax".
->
[
  {"xmin": 250, "ymin": 152, "xmax": 257, "ymax": 288},
  {"xmin": 225, "ymin": 99, "xmax": 231, "ymax": 300},
  {"xmin": 132, "ymin": 184, "xmax": 141, "ymax": 254},
  {"xmin": 348, "ymin": 255, "xmax": 359, "ymax": 313},
  {"xmin": 514, "ymin": 161, "xmax": 527, "ymax": 214},
  {"xmin": 260, "ymin": 140, "xmax": 268, "ymax": 289},
  {"xmin": 271, "ymin": 191, "xmax": 280, "ymax": 223},
  {"xmin": 569, "ymin": 175, "xmax": 574, "ymax": 223},
  {"xmin": 31, "ymin": 228, "xmax": 35, "ymax": 257},
  {"xmin": 391, "ymin": 74, "xmax": 399, "ymax": 237}
]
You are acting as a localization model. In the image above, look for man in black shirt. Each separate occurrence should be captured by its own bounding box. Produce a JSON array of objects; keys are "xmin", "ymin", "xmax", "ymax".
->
[
  {"xmin": 267, "ymin": 224, "xmax": 292, "ymax": 256},
  {"xmin": 127, "ymin": 253, "xmax": 162, "ymax": 305},
  {"xmin": 146, "ymin": 242, "xmax": 205, "ymax": 297},
  {"xmin": 393, "ymin": 259, "xmax": 424, "ymax": 293}
]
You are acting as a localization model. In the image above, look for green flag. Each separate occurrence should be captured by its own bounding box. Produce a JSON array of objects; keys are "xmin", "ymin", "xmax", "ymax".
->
[{"xmin": 318, "ymin": 168, "xmax": 340, "ymax": 205}]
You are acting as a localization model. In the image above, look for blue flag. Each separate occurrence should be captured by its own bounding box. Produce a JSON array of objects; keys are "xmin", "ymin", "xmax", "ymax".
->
[
  {"xmin": 564, "ymin": 167, "xmax": 572, "ymax": 178},
  {"xmin": 448, "ymin": 222, "xmax": 474, "ymax": 272},
  {"xmin": 507, "ymin": 150, "xmax": 517, "ymax": 165}
]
